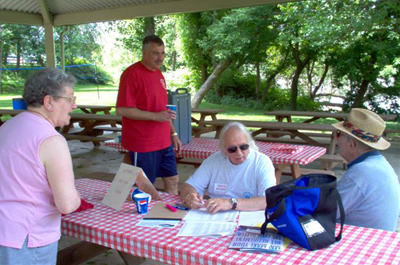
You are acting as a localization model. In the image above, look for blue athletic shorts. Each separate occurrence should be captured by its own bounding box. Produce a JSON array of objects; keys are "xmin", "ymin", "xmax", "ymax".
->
[{"xmin": 129, "ymin": 145, "xmax": 178, "ymax": 183}]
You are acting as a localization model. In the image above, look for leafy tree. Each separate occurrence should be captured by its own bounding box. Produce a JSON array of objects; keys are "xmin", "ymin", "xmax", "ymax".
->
[
  {"xmin": 191, "ymin": 6, "xmax": 278, "ymax": 108},
  {"xmin": 177, "ymin": 12, "xmax": 214, "ymax": 84}
]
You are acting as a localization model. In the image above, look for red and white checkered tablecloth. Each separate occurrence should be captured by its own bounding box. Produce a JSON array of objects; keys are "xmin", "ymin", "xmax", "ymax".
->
[
  {"xmin": 105, "ymin": 138, "xmax": 326, "ymax": 165},
  {"xmin": 62, "ymin": 179, "xmax": 400, "ymax": 265}
]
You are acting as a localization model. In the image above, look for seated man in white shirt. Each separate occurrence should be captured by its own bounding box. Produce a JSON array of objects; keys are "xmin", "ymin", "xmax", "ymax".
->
[{"xmin": 180, "ymin": 122, "xmax": 276, "ymax": 214}]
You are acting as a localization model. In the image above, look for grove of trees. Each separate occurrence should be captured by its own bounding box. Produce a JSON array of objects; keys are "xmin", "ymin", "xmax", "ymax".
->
[{"xmin": 1, "ymin": 0, "xmax": 399, "ymax": 113}]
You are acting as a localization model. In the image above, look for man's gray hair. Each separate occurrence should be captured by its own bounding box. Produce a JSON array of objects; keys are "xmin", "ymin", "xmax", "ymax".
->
[
  {"xmin": 23, "ymin": 68, "xmax": 75, "ymax": 108},
  {"xmin": 218, "ymin": 122, "xmax": 258, "ymax": 152},
  {"xmin": 142, "ymin": 35, "xmax": 164, "ymax": 51}
]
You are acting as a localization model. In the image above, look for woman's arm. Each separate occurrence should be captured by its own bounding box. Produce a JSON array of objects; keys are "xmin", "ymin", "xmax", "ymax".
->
[{"xmin": 40, "ymin": 135, "xmax": 81, "ymax": 214}]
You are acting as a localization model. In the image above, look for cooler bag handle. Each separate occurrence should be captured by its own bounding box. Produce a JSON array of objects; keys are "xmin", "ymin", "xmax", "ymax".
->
[
  {"xmin": 261, "ymin": 199, "xmax": 286, "ymax": 234},
  {"xmin": 335, "ymin": 189, "xmax": 345, "ymax": 242}
]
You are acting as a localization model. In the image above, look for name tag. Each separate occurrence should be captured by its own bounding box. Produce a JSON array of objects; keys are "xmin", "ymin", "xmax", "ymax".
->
[{"xmin": 214, "ymin": 183, "xmax": 228, "ymax": 194}]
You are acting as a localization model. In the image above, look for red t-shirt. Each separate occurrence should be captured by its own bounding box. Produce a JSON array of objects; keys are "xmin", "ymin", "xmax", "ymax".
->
[{"xmin": 116, "ymin": 62, "xmax": 170, "ymax": 152}]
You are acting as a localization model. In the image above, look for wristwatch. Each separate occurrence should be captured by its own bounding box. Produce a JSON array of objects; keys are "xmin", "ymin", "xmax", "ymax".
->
[{"xmin": 229, "ymin": 198, "xmax": 238, "ymax": 210}]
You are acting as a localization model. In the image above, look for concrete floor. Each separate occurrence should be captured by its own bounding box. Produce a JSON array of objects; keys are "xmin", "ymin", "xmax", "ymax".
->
[{"xmin": 59, "ymin": 135, "xmax": 400, "ymax": 265}]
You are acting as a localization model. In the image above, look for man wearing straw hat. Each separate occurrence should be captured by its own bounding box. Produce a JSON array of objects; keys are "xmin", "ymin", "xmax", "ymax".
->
[{"xmin": 332, "ymin": 108, "xmax": 400, "ymax": 231}]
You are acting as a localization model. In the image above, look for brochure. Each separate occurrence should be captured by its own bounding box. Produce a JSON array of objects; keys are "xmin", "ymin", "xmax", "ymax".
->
[{"xmin": 228, "ymin": 226, "xmax": 285, "ymax": 253}]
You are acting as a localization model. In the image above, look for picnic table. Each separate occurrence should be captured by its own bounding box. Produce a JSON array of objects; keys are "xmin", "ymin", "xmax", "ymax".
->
[
  {"xmin": 0, "ymin": 109, "xmax": 22, "ymax": 126},
  {"xmin": 202, "ymin": 119, "xmax": 338, "ymax": 154},
  {"xmin": 59, "ymin": 178, "xmax": 400, "ymax": 265},
  {"xmin": 105, "ymin": 137, "xmax": 327, "ymax": 183},
  {"xmin": 265, "ymin": 110, "xmax": 398, "ymax": 123},
  {"xmin": 77, "ymin": 105, "xmax": 114, "ymax": 115},
  {"xmin": 191, "ymin": 108, "xmax": 225, "ymax": 137},
  {"xmin": 60, "ymin": 113, "xmax": 122, "ymax": 146}
]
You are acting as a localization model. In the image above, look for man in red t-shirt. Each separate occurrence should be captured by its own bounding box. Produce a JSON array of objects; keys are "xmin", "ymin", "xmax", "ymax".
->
[{"xmin": 116, "ymin": 35, "xmax": 181, "ymax": 195}]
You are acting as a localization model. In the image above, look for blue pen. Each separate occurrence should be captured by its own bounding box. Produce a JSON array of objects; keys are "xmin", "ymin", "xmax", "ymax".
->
[{"xmin": 174, "ymin": 204, "xmax": 189, "ymax": 211}]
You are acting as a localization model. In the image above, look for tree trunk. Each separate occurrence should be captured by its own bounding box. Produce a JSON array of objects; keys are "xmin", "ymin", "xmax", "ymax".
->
[
  {"xmin": 201, "ymin": 63, "xmax": 208, "ymax": 84},
  {"xmin": 17, "ymin": 39, "xmax": 21, "ymax": 68},
  {"xmin": 262, "ymin": 50, "xmax": 290, "ymax": 103},
  {"xmin": 290, "ymin": 68, "xmax": 302, "ymax": 110},
  {"xmin": 311, "ymin": 62, "xmax": 329, "ymax": 100},
  {"xmin": 351, "ymin": 79, "xmax": 369, "ymax": 109},
  {"xmin": 290, "ymin": 42, "xmax": 311, "ymax": 110},
  {"xmin": 172, "ymin": 50, "xmax": 177, "ymax": 71},
  {"xmin": 262, "ymin": 74, "xmax": 276, "ymax": 104},
  {"xmin": 192, "ymin": 59, "xmax": 232, "ymax": 108},
  {"xmin": 144, "ymin": 17, "xmax": 155, "ymax": 36},
  {"xmin": 306, "ymin": 60, "xmax": 315, "ymax": 98},
  {"xmin": 255, "ymin": 62, "xmax": 260, "ymax": 101}
]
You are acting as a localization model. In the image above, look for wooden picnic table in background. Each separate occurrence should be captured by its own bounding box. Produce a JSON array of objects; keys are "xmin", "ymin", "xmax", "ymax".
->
[
  {"xmin": 77, "ymin": 105, "xmax": 114, "ymax": 115},
  {"xmin": 0, "ymin": 109, "xmax": 22, "ymax": 126},
  {"xmin": 203, "ymin": 119, "xmax": 338, "ymax": 153},
  {"xmin": 265, "ymin": 110, "xmax": 398, "ymax": 123},
  {"xmin": 191, "ymin": 108, "xmax": 225, "ymax": 137},
  {"xmin": 60, "ymin": 113, "xmax": 122, "ymax": 146}
]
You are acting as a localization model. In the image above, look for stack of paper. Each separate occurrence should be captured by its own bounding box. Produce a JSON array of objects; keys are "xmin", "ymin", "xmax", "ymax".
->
[{"xmin": 177, "ymin": 209, "xmax": 239, "ymax": 237}]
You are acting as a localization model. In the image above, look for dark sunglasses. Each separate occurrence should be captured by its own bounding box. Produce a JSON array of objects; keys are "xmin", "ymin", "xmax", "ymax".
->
[{"xmin": 227, "ymin": 144, "xmax": 250, "ymax": 154}]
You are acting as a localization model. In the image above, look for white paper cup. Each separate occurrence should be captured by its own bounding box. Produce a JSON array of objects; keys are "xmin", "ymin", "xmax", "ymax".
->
[{"xmin": 133, "ymin": 193, "xmax": 151, "ymax": 214}]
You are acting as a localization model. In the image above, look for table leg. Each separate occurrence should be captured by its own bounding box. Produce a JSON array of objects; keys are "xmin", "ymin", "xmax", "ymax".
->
[
  {"xmin": 56, "ymin": 241, "xmax": 109, "ymax": 265},
  {"xmin": 275, "ymin": 164, "xmax": 301, "ymax": 184},
  {"xmin": 118, "ymin": 251, "xmax": 146, "ymax": 265}
]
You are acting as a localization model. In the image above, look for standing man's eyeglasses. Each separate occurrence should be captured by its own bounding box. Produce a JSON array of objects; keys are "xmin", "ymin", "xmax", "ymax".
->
[
  {"xmin": 227, "ymin": 144, "xmax": 250, "ymax": 153},
  {"xmin": 59, "ymin": 96, "xmax": 77, "ymax": 104}
]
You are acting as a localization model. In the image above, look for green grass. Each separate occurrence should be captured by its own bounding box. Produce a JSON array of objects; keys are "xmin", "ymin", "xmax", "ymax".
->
[{"xmin": 1, "ymin": 84, "xmax": 399, "ymax": 136}]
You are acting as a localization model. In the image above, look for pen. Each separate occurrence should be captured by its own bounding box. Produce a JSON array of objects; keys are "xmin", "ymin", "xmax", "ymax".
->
[
  {"xmin": 174, "ymin": 204, "xmax": 189, "ymax": 211},
  {"xmin": 165, "ymin": 204, "xmax": 177, "ymax": 212}
]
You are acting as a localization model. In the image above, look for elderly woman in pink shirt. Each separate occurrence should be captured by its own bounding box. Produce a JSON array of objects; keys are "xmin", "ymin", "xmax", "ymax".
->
[{"xmin": 0, "ymin": 68, "xmax": 81, "ymax": 264}]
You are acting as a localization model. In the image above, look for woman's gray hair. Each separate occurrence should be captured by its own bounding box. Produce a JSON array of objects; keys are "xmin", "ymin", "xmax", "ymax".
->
[
  {"xmin": 218, "ymin": 122, "xmax": 258, "ymax": 152},
  {"xmin": 23, "ymin": 68, "xmax": 76, "ymax": 107}
]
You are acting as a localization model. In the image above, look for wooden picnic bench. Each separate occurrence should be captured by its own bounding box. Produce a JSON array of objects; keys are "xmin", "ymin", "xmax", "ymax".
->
[
  {"xmin": 191, "ymin": 108, "xmax": 225, "ymax": 137},
  {"xmin": 60, "ymin": 113, "xmax": 122, "ymax": 146},
  {"xmin": 265, "ymin": 110, "xmax": 397, "ymax": 123}
]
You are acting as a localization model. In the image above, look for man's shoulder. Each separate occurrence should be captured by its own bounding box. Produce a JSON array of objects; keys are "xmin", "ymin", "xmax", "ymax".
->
[{"xmin": 123, "ymin": 62, "xmax": 143, "ymax": 73}]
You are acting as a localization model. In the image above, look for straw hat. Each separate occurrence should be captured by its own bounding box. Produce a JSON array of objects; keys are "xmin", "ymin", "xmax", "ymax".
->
[{"xmin": 332, "ymin": 108, "xmax": 390, "ymax": 150}]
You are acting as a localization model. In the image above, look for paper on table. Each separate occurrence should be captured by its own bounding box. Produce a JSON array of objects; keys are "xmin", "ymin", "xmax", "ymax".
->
[
  {"xmin": 238, "ymin": 211, "xmax": 265, "ymax": 227},
  {"xmin": 136, "ymin": 219, "xmax": 180, "ymax": 228},
  {"xmin": 183, "ymin": 209, "xmax": 239, "ymax": 222},
  {"xmin": 177, "ymin": 221, "xmax": 237, "ymax": 237}
]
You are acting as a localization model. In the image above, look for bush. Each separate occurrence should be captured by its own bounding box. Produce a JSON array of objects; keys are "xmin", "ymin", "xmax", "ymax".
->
[
  {"xmin": 0, "ymin": 71, "xmax": 25, "ymax": 93},
  {"xmin": 205, "ymin": 86, "xmax": 322, "ymax": 112}
]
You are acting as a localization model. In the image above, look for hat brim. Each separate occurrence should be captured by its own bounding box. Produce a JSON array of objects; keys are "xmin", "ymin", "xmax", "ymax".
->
[{"xmin": 332, "ymin": 122, "xmax": 391, "ymax": 150}]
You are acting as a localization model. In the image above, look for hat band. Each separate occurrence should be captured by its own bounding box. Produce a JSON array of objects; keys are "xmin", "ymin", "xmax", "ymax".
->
[{"xmin": 343, "ymin": 120, "xmax": 381, "ymax": 143}]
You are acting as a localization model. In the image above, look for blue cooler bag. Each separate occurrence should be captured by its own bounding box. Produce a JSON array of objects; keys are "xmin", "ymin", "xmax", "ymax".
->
[{"xmin": 261, "ymin": 174, "xmax": 345, "ymax": 250}]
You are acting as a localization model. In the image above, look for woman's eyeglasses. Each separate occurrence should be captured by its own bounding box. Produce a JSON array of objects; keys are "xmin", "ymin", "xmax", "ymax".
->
[
  {"xmin": 59, "ymin": 96, "xmax": 77, "ymax": 104},
  {"xmin": 227, "ymin": 144, "xmax": 250, "ymax": 153}
]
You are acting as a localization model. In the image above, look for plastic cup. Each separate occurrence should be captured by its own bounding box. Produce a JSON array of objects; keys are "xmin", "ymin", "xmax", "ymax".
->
[
  {"xmin": 12, "ymin": 98, "xmax": 27, "ymax": 110},
  {"xmin": 166, "ymin": 105, "xmax": 177, "ymax": 112},
  {"xmin": 133, "ymin": 193, "xmax": 151, "ymax": 214}
]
